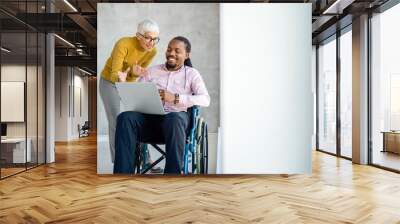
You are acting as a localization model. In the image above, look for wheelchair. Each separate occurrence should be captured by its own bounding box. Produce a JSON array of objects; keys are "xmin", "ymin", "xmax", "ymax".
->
[{"xmin": 135, "ymin": 106, "xmax": 209, "ymax": 174}]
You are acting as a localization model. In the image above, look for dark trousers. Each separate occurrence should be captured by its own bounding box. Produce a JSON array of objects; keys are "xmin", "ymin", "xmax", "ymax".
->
[{"xmin": 113, "ymin": 111, "xmax": 189, "ymax": 174}]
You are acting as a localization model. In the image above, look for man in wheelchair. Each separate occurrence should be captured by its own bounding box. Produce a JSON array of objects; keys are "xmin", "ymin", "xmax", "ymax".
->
[{"xmin": 114, "ymin": 36, "xmax": 210, "ymax": 174}]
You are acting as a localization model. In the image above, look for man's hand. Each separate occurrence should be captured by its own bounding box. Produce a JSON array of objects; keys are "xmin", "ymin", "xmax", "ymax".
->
[
  {"xmin": 132, "ymin": 61, "xmax": 148, "ymax": 77},
  {"xmin": 118, "ymin": 67, "xmax": 130, "ymax": 82},
  {"xmin": 158, "ymin": 89, "xmax": 175, "ymax": 103}
]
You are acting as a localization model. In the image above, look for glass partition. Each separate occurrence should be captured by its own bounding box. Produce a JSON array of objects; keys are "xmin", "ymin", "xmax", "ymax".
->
[
  {"xmin": 339, "ymin": 29, "xmax": 352, "ymax": 158},
  {"xmin": 317, "ymin": 36, "xmax": 337, "ymax": 155},
  {"xmin": 0, "ymin": 1, "xmax": 46, "ymax": 179},
  {"xmin": 371, "ymin": 4, "xmax": 400, "ymax": 171}
]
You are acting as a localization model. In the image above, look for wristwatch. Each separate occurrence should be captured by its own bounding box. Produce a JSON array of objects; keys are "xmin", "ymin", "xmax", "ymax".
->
[
  {"xmin": 174, "ymin": 93, "xmax": 180, "ymax": 105},
  {"xmin": 159, "ymin": 89, "xmax": 165, "ymax": 101}
]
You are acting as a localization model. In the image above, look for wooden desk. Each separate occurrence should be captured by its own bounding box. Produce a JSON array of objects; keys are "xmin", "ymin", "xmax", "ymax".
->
[{"xmin": 381, "ymin": 131, "xmax": 400, "ymax": 154}]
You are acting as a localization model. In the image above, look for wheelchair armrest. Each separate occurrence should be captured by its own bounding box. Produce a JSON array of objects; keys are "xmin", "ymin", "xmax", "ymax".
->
[
  {"xmin": 189, "ymin": 105, "xmax": 199, "ymax": 114},
  {"xmin": 187, "ymin": 106, "xmax": 201, "ymax": 139},
  {"xmin": 189, "ymin": 105, "xmax": 200, "ymax": 122}
]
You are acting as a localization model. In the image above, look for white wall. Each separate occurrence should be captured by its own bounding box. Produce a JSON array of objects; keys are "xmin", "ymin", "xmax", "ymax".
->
[
  {"xmin": 220, "ymin": 4, "xmax": 312, "ymax": 174},
  {"xmin": 55, "ymin": 67, "xmax": 89, "ymax": 141},
  {"xmin": 55, "ymin": 67, "xmax": 68, "ymax": 141},
  {"xmin": 71, "ymin": 73, "xmax": 89, "ymax": 138}
]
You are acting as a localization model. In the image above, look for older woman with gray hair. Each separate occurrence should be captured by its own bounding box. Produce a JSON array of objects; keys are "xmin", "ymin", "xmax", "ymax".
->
[{"xmin": 99, "ymin": 19, "xmax": 160, "ymax": 163}]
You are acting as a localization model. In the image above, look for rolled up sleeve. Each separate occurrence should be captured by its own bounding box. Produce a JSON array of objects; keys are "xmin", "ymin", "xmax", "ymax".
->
[{"xmin": 179, "ymin": 72, "xmax": 210, "ymax": 108}]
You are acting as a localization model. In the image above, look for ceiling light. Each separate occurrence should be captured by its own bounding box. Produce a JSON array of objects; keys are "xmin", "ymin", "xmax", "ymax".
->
[
  {"xmin": 322, "ymin": 0, "xmax": 354, "ymax": 15},
  {"xmin": 54, "ymin": 34, "xmax": 75, "ymax": 48},
  {"xmin": 63, "ymin": 0, "xmax": 78, "ymax": 12},
  {"xmin": 1, "ymin": 47, "xmax": 11, "ymax": 53},
  {"xmin": 77, "ymin": 67, "xmax": 93, "ymax": 76}
]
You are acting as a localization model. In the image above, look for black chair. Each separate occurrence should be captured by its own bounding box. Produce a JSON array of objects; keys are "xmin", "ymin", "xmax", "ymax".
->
[{"xmin": 78, "ymin": 121, "xmax": 90, "ymax": 138}]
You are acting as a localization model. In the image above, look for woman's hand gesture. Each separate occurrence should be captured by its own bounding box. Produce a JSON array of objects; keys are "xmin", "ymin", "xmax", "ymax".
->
[
  {"xmin": 117, "ymin": 67, "xmax": 130, "ymax": 82},
  {"xmin": 132, "ymin": 61, "xmax": 148, "ymax": 77}
]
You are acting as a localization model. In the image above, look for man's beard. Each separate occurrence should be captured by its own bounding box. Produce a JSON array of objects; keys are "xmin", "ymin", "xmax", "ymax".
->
[{"xmin": 165, "ymin": 62, "xmax": 176, "ymax": 70}]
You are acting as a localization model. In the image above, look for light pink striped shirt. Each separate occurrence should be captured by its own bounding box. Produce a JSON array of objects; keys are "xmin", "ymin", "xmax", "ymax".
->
[{"xmin": 137, "ymin": 64, "xmax": 210, "ymax": 112}]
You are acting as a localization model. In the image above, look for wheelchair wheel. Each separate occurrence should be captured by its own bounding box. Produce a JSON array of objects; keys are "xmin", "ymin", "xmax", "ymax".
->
[
  {"xmin": 205, "ymin": 124, "xmax": 208, "ymax": 173},
  {"xmin": 199, "ymin": 122, "xmax": 208, "ymax": 174},
  {"xmin": 195, "ymin": 118, "xmax": 204, "ymax": 174},
  {"xmin": 135, "ymin": 143, "xmax": 143, "ymax": 174}
]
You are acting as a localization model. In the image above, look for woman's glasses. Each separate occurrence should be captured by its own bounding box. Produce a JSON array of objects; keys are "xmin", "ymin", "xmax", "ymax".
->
[{"xmin": 138, "ymin": 33, "xmax": 160, "ymax": 44}]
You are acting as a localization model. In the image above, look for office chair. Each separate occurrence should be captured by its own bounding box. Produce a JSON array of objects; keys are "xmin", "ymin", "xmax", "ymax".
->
[
  {"xmin": 78, "ymin": 121, "xmax": 90, "ymax": 138},
  {"xmin": 135, "ymin": 106, "xmax": 208, "ymax": 174}
]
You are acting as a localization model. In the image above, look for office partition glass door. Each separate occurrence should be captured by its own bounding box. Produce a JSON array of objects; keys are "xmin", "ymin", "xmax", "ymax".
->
[
  {"xmin": 317, "ymin": 36, "xmax": 337, "ymax": 155},
  {"xmin": 0, "ymin": 1, "xmax": 46, "ymax": 179},
  {"xmin": 317, "ymin": 26, "xmax": 353, "ymax": 159},
  {"xmin": 339, "ymin": 29, "xmax": 352, "ymax": 159},
  {"xmin": 1, "ymin": 31, "xmax": 28, "ymax": 178}
]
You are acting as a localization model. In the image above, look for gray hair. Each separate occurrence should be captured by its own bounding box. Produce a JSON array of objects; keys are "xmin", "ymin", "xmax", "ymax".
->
[{"xmin": 137, "ymin": 19, "xmax": 159, "ymax": 34}]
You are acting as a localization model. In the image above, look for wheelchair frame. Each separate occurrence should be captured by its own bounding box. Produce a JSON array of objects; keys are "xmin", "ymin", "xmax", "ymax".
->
[{"xmin": 135, "ymin": 106, "xmax": 208, "ymax": 174}]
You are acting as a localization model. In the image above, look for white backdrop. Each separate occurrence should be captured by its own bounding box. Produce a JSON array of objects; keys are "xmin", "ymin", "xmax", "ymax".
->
[{"xmin": 220, "ymin": 3, "xmax": 313, "ymax": 174}]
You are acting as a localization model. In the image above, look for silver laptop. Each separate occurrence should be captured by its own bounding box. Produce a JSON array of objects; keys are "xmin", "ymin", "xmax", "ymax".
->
[{"xmin": 115, "ymin": 82, "xmax": 166, "ymax": 115}]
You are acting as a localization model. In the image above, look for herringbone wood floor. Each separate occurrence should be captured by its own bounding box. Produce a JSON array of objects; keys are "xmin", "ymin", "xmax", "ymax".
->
[{"xmin": 1, "ymin": 135, "xmax": 400, "ymax": 224}]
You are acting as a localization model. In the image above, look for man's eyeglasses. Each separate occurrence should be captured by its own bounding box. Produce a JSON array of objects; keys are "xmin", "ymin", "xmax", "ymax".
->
[{"xmin": 138, "ymin": 33, "xmax": 160, "ymax": 44}]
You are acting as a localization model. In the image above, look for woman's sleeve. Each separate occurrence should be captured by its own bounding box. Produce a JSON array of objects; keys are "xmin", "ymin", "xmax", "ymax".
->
[{"xmin": 110, "ymin": 39, "xmax": 128, "ymax": 83}]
